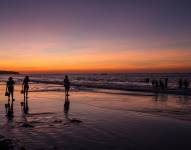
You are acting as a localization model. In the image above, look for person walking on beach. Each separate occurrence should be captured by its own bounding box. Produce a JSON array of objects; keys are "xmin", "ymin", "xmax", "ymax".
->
[
  {"xmin": 22, "ymin": 76, "xmax": 30, "ymax": 98},
  {"xmin": 64, "ymin": 75, "xmax": 70, "ymax": 96},
  {"xmin": 5, "ymin": 77, "xmax": 15, "ymax": 102}
]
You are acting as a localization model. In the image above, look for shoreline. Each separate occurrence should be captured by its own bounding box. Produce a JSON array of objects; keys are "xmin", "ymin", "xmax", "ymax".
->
[
  {"xmin": 29, "ymin": 80, "xmax": 191, "ymax": 96},
  {"xmin": 0, "ymin": 85, "xmax": 191, "ymax": 150}
]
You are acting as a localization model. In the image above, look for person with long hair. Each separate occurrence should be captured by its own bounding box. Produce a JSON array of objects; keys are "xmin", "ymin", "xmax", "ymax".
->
[
  {"xmin": 64, "ymin": 75, "xmax": 70, "ymax": 97},
  {"xmin": 6, "ymin": 77, "xmax": 15, "ymax": 102},
  {"xmin": 22, "ymin": 76, "xmax": 30, "ymax": 98}
]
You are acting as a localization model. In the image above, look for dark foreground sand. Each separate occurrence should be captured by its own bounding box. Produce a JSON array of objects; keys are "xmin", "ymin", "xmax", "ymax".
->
[{"xmin": 0, "ymin": 84, "xmax": 191, "ymax": 150}]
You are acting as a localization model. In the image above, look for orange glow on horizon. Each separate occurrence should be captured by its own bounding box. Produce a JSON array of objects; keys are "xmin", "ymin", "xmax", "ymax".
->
[
  {"xmin": 0, "ymin": 48, "xmax": 191, "ymax": 73},
  {"xmin": 0, "ymin": 1, "xmax": 191, "ymax": 74}
]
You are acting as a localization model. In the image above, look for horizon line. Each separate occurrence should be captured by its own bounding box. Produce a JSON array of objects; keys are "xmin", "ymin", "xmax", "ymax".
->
[{"xmin": 1, "ymin": 68, "xmax": 191, "ymax": 74}]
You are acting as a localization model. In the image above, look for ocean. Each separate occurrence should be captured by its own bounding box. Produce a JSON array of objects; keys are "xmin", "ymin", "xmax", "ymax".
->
[
  {"xmin": 0, "ymin": 73, "xmax": 191, "ymax": 150},
  {"xmin": 0, "ymin": 73, "xmax": 190, "ymax": 92}
]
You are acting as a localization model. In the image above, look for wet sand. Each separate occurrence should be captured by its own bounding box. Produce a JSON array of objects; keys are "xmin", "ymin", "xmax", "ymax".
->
[{"xmin": 0, "ymin": 83, "xmax": 191, "ymax": 150}]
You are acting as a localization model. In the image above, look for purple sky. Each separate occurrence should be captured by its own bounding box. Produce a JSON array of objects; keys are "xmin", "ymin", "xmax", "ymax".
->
[{"xmin": 0, "ymin": 0, "xmax": 191, "ymax": 72}]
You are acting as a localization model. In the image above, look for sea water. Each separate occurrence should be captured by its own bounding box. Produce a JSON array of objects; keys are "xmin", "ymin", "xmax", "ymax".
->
[{"xmin": 0, "ymin": 73, "xmax": 191, "ymax": 150}]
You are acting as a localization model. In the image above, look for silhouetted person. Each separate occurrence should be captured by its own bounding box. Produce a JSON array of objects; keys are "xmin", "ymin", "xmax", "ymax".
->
[
  {"xmin": 152, "ymin": 80, "xmax": 158, "ymax": 89},
  {"xmin": 155, "ymin": 80, "xmax": 159, "ymax": 88},
  {"xmin": 6, "ymin": 77, "xmax": 15, "ymax": 102},
  {"xmin": 159, "ymin": 79, "xmax": 164, "ymax": 90},
  {"xmin": 145, "ymin": 78, "xmax": 150, "ymax": 83},
  {"xmin": 64, "ymin": 75, "xmax": 70, "ymax": 96},
  {"xmin": 179, "ymin": 79, "xmax": 183, "ymax": 89},
  {"xmin": 152, "ymin": 80, "xmax": 155, "ymax": 88},
  {"xmin": 22, "ymin": 76, "xmax": 30, "ymax": 98},
  {"xmin": 164, "ymin": 78, "xmax": 168, "ymax": 89},
  {"xmin": 184, "ymin": 80, "xmax": 189, "ymax": 89}
]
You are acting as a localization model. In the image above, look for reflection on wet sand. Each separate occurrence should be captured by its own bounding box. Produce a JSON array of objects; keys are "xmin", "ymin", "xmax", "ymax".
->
[
  {"xmin": 20, "ymin": 96, "xmax": 34, "ymax": 128},
  {"xmin": 64, "ymin": 95, "xmax": 82, "ymax": 124},
  {"xmin": 64, "ymin": 95, "xmax": 70, "ymax": 118},
  {"xmin": 153, "ymin": 93, "xmax": 168, "ymax": 102},
  {"xmin": 0, "ymin": 88, "xmax": 191, "ymax": 150},
  {"xmin": 5, "ymin": 97, "xmax": 14, "ymax": 119},
  {"xmin": 21, "ymin": 96, "xmax": 29, "ymax": 114},
  {"xmin": 178, "ymin": 95, "xmax": 190, "ymax": 103}
]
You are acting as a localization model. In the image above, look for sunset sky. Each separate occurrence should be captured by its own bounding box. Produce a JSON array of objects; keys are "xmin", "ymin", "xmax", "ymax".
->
[{"xmin": 0, "ymin": 0, "xmax": 191, "ymax": 73}]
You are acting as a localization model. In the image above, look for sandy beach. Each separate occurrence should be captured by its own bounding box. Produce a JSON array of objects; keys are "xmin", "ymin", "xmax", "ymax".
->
[{"xmin": 0, "ymin": 83, "xmax": 191, "ymax": 150}]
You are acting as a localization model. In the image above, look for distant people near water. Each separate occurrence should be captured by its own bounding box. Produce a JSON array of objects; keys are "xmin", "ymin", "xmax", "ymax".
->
[
  {"xmin": 152, "ymin": 79, "xmax": 158, "ymax": 89},
  {"xmin": 159, "ymin": 79, "xmax": 165, "ymax": 90},
  {"xmin": 145, "ymin": 78, "xmax": 150, "ymax": 83},
  {"xmin": 179, "ymin": 79, "xmax": 183, "ymax": 89},
  {"xmin": 151, "ymin": 80, "xmax": 155, "ymax": 88},
  {"xmin": 64, "ymin": 75, "xmax": 70, "ymax": 97},
  {"xmin": 178, "ymin": 79, "xmax": 189, "ymax": 90},
  {"xmin": 152, "ymin": 79, "xmax": 167, "ymax": 90},
  {"xmin": 155, "ymin": 80, "xmax": 158, "ymax": 88},
  {"xmin": 5, "ymin": 77, "xmax": 15, "ymax": 102},
  {"xmin": 184, "ymin": 79, "xmax": 189, "ymax": 89},
  {"xmin": 22, "ymin": 76, "xmax": 30, "ymax": 98},
  {"xmin": 164, "ymin": 78, "xmax": 168, "ymax": 89}
]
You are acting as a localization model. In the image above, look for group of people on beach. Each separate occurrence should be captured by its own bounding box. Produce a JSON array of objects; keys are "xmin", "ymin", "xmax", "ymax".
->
[
  {"xmin": 151, "ymin": 78, "xmax": 189, "ymax": 90},
  {"xmin": 151, "ymin": 78, "xmax": 168, "ymax": 90},
  {"xmin": 5, "ymin": 75, "xmax": 70, "ymax": 101},
  {"xmin": 5, "ymin": 76, "xmax": 30, "ymax": 102},
  {"xmin": 178, "ymin": 79, "xmax": 189, "ymax": 89},
  {"xmin": 4, "ymin": 75, "xmax": 70, "ymax": 118}
]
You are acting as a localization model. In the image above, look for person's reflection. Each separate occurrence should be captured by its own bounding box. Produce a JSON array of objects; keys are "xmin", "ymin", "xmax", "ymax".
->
[
  {"xmin": 64, "ymin": 95, "xmax": 70, "ymax": 119},
  {"xmin": 153, "ymin": 93, "xmax": 159, "ymax": 101},
  {"xmin": 154, "ymin": 93, "xmax": 168, "ymax": 102},
  {"xmin": 21, "ymin": 96, "xmax": 29, "ymax": 114},
  {"xmin": 183, "ymin": 95, "xmax": 190, "ymax": 101},
  {"xmin": 5, "ymin": 98, "xmax": 14, "ymax": 118},
  {"xmin": 178, "ymin": 95, "xmax": 190, "ymax": 104},
  {"xmin": 64, "ymin": 95, "xmax": 82, "ymax": 124},
  {"xmin": 159, "ymin": 94, "xmax": 168, "ymax": 102}
]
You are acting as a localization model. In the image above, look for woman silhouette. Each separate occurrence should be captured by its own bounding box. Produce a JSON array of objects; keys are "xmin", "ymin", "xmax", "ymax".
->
[
  {"xmin": 22, "ymin": 76, "xmax": 30, "ymax": 98},
  {"xmin": 6, "ymin": 77, "xmax": 15, "ymax": 102},
  {"xmin": 64, "ymin": 75, "xmax": 70, "ymax": 96}
]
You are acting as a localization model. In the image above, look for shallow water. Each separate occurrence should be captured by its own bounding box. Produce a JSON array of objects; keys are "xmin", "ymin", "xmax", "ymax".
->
[
  {"xmin": 0, "ymin": 84, "xmax": 191, "ymax": 150},
  {"xmin": 0, "ymin": 73, "xmax": 190, "ymax": 92}
]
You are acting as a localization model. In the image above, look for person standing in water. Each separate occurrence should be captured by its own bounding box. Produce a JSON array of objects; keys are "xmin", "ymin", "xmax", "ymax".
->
[
  {"xmin": 183, "ymin": 79, "xmax": 189, "ymax": 89},
  {"xmin": 164, "ymin": 78, "xmax": 168, "ymax": 89},
  {"xmin": 22, "ymin": 76, "xmax": 30, "ymax": 98},
  {"xmin": 64, "ymin": 75, "xmax": 70, "ymax": 96},
  {"xmin": 179, "ymin": 79, "xmax": 183, "ymax": 89},
  {"xmin": 6, "ymin": 77, "xmax": 15, "ymax": 102}
]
